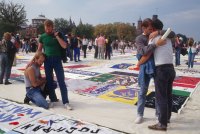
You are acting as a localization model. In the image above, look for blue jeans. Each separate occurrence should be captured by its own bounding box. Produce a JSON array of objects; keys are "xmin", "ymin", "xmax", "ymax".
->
[
  {"xmin": 44, "ymin": 56, "xmax": 69, "ymax": 104},
  {"xmin": 26, "ymin": 87, "xmax": 49, "ymax": 109},
  {"xmin": 188, "ymin": 53, "xmax": 195, "ymax": 68},
  {"xmin": 74, "ymin": 48, "xmax": 80, "ymax": 61},
  {"xmin": 137, "ymin": 72, "xmax": 151, "ymax": 116},
  {"xmin": 175, "ymin": 48, "xmax": 181, "ymax": 66},
  {"xmin": 0, "ymin": 53, "xmax": 10, "ymax": 82}
]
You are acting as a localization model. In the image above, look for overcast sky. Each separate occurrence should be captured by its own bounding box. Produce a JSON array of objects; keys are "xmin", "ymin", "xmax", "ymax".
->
[{"xmin": 13, "ymin": 0, "xmax": 200, "ymax": 41}]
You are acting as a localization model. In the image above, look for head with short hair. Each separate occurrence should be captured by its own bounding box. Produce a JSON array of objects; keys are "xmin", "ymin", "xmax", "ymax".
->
[
  {"xmin": 188, "ymin": 38, "xmax": 194, "ymax": 47},
  {"xmin": 44, "ymin": 19, "xmax": 53, "ymax": 27},
  {"xmin": 44, "ymin": 19, "xmax": 54, "ymax": 34},
  {"xmin": 152, "ymin": 19, "xmax": 163, "ymax": 31},
  {"xmin": 3, "ymin": 32, "xmax": 12, "ymax": 41},
  {"xmin": 142, "ymin": 18, "xmax": 153, "ymax": 35},
  {"xmin": 34, "ymin": 52, "xmax": 46, "ymax": 67}
]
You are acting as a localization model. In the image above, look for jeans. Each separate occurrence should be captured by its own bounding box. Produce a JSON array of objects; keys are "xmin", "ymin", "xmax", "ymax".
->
[
  {"xmin": 188, "ymin": 53, "xmax": 195, "ymax": 68},
  {"xmin": 98, "ymin": 46, "xmax": 104, "ymax": 59},
  {"xmin": 74, "ymin": 48, "xmax": 80, "ymax": 61},
  {"xmin": 69, "ymin": 48, "xmax": 73, "ymax": 61},
  {"xmin": 82, "ymin": 45, "xmax": 87, "ymax": 58},
  {"xmin": 137, "ymin": 54, "xmax": 157, "ymax": 117},
  {"xmin": 137, "ymin": 72, "xmax": 152, "ymax": 117},
  {"xmin": 94, "ymin": 46, "xmax": 98, "ymax": 58},
  {"xmin": 0, "ymin": 53, "xmax": 10, "ymax": 82},
  {"xmin": 155, "ymin": 64, "xmax": 176, "ymax": 126},
  {"xmin": 26, "ymin": 87, "xmax": 49, "ymax": 109},
  {"xmin": 44, "ymin": 56, "xmax": 69, "ymax": 104},
  {"xmin": 175, "ymin": 47, "xmax": 181, "ymax": 66}
]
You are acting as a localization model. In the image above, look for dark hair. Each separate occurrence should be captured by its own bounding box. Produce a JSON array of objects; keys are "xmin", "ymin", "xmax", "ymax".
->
[
  {"xmin": 152, "ymin": 19, "xmax": 163, "ymax": 30},
  {"xmin": 188, "ymin": 38, "xmax": 194, "ymax": 47},
  {"xmin": 141, "ymin": 18, "xmax": 153, "ymax": 28}
]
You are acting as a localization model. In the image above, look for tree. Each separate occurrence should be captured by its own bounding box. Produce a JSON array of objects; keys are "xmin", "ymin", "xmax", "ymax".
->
[
  {"xmin": 0, "ymin": 0, "xmax": 27, "ymax": 34},
  {"xmin": 94, "ymin": 23, "xmax": 136, "ymax": 41},
  {"xmin": 74, "ymin": 23, "xmax": 94, "ymax": 38},
  {"xmin": 37, "ymin": 24, "xmax": 45, "ymax": 35},
  {"xmin": 54, "ymin": 18, "xmax": 71, "ymax": 34}
]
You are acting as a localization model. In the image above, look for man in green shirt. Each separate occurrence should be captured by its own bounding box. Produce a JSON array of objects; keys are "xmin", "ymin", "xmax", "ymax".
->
[{"xmin": 38, "ymin": 19, "xmax": 72, "ymax": 110}]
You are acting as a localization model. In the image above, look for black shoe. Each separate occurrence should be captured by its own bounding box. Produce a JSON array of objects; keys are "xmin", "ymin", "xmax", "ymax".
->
[
  {"xmin": 0, "ymin": 81, "xmax": 3, "ymax": 84},
  {"xmin": 24, "ymin": 96, "xmax": 30, "ymax": 104},
  {"xmin": 5, "ymin": 81, "xmax": 12, "ymax": 85},
  {"xmin": 75, "ymin": 60, "xmax": 78, "ymax": 62},
  {"xmin": 78, "ymin": 60, "xmax": 81, "ymax": 61},
  {"xmin": 148, "ymin": 123, "xmax": 167, "ymax": 131}
]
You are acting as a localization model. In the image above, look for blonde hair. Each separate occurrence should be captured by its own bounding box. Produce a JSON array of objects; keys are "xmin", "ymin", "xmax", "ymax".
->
[
  {"xmin": 34, "ymin": 51, "xmax": 46, "ymax": 60},
  {"xmin": 44, "ymin": 19, "xmax": 53, "ymax": 27},
  {"xmin": 3, "ymin": 32, "xmax": 11, "ymax": 41}
]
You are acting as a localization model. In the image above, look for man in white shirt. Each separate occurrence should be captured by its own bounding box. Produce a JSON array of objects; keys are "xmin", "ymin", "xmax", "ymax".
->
[{"xmin": 148, "ymin": 19, "xmax": 176, "ymax": 131}]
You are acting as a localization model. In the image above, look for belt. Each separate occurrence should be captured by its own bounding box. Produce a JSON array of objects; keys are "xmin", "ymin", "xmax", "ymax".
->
[{"xmin": 156, "ymin": 64, "xmax": 173, "ymax": 68}]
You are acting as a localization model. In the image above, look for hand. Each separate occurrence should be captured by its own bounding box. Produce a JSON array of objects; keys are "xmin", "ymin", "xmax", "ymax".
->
[
  {"xmin": 40, "ymin": 78, "xmax": 46, "ymax": 83},
  {"xmin": 54, "ymin": 32, "xmax": 59, "ymax": 37},
  {"xmin": 156, "ymin": 38, "xmax": 166, "ymax": 47},
  {"xmin": 149, "ymin": 31, "xmax": 159, "ymax": 40}
]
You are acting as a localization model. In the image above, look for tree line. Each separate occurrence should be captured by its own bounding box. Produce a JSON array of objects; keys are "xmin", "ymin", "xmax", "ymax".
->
[
  {"xmin": 0, "ymin": 0, "xmax": 189, "ymax": 43},
  {"xmin": 0, "ymin": 0, "xmax": 137, "ymax": 41}
]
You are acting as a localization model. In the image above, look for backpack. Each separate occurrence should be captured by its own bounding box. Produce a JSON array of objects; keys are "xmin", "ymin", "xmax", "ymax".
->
[{"xmin": 57, "ymin": 32, "xmax": 68, "ymax": 63}]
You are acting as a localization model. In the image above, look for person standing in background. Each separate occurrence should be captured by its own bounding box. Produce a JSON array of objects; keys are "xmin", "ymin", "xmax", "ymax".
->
[
  {"xmin": 97, "ymin": 34, "xmax": 105, "ymax": 59},
  {"xmin": 0, "ymin": 32, "xmax": 16, "ymax": 85},
  {"xmin": 105, "ymin": 36, "xmax": 112, "ymax": 60},
  {"xmin": 94, "ymin": 35, "xmax": 99, "ymax": 59},
  {"xmin": 174, "ymin": 36, "xmax": 183, "ymax": 66},
  {"xmin": 187, "ymin": 38, "xmax": 196, "ymax": 69},
  {"xmin": 82, "ymin": 36, "xmax": 89, "ymax": 58}
]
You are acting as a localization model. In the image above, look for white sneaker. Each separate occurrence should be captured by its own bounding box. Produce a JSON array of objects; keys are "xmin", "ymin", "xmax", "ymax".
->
[
  {"xmin": 135, "ymin": 116, "xmax": 143, "ymax": 124},
  {"xmin": 49, "ymin": 102, "xmax": 56, "ymax": 108},
  {"xmin": 64, "ymin": 103, "xmax": 73, "ymax": 110}
]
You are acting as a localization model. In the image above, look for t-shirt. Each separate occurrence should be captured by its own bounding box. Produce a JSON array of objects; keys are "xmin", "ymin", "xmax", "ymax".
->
[
  {"xmin": 39, "ymin": 33, "xmax": 61, "ymax": 56},
  {"xmin": 149, "ymin": 35, "xmax": 173, "ymax": 66},
  {"xmin": 135, "ymin": 34, "xmax": 156, "ymax": 55}
]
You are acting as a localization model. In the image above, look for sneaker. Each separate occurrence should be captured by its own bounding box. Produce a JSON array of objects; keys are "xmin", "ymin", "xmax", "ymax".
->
[
  {"xmin": 135, "ymin": 116, "xmax": 143, "ymax": 124},
  {"xmin": 49, "ymin": 102, "xmax": 56, "ymax": 108},
  {"xmin": 64, "ymin": 103, "xmax": 73, "ymax": 110},
  {"xmin": 148, "ymin": 123, "xmax": 167, "ymax": 131}
]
